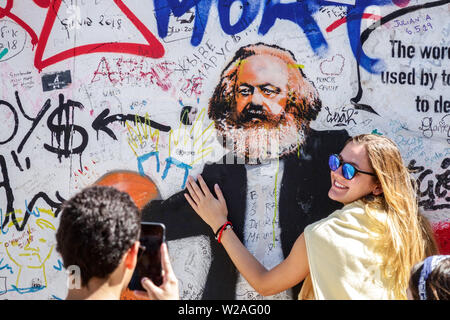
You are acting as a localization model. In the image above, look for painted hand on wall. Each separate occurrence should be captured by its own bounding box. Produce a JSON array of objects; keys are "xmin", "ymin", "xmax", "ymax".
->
[
  {"xmin": 166, "ymin": 107, "xmax": 216, "ymax": 189},
  {"xmin": 135, "ymin": 106, "xmax": 219, "ymax": 191}
]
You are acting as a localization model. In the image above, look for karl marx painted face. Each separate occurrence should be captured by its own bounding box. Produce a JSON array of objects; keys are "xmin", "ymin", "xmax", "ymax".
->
[{"xmin": 208, "ymin": 43, "xmax": 322, "ymax": 162}]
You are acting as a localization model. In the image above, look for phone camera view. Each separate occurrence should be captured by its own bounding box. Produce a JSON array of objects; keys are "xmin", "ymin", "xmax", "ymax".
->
[{"xmin": 128, "ymin": 223, "xmax": 165, "ymax": 291}]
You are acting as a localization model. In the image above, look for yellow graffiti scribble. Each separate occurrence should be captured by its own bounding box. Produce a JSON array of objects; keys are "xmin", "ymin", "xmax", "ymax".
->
[
  {"xmin": 7, "ymin": 209, "xmax": 24, "ymax": 228},
  {"xmin": 36, "ymin": 218, "xmax": 56, "ymax": 231},
  {"xmin": 5, "ymin": 226, "xmax": 55, "ymax": 288},
  {"xmin": 237, "ymin": 58, "xmax": 248, "ymax": 78},
  {"xmin": 288, "ymin": 63, "xmax": 304, "ymax": 69},
  {"xmin": 5, "ymin": 248, "xmax": 16, "ymax": 265},
  {"xmin": 19, "ymin": 253, "xmax": 31, "ymax": 256},
  {"xmin": 27, "ymin": 245, "xmax": 55, "ymax": 287},
  {"xmin": 37, "ymin": 207, "xmax": 55, "ymax": 217},
  {"xmin": 272, "ymin": 157, "xmax": 280, "ymax": 248},
  {"xmin": 4, "ymin": 209, "xmax": 22, "ymax": 217},
  {"xmin": 24, "ymin": 235, "xmax": 37, "ymax": 253},
  {"xmin": 169, "ymin": 107, "xmax": 215, "ymax": 166},
  {"xmin": 23, "ymin": 246, "xmax": 54, "ymax": 288},
  {"xmin": 126, "ymin": 113, "xmax": 160, "ymax": 156}
]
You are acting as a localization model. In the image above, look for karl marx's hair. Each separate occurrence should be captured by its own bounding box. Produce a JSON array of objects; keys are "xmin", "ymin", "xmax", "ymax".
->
[{"xmin": 208, "ymin": 42, "xmax": 321, "ymax": 128}]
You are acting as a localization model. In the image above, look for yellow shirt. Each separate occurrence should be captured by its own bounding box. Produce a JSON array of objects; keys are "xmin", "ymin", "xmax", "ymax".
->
[{"xmin": 299, "ymin": 200, "xmax": 399, "ymax": 300}]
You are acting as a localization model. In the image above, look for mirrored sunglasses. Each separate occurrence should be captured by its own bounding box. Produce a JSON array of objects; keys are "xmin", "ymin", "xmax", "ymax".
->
[{"xmin": 328, "ymin": 154, "xmax": 376, "ymax": 180}]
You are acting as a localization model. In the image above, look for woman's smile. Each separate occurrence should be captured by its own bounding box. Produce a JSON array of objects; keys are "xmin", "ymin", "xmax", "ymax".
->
[{"xmin": 333, "ymin": 180, "xmax": 348, "ymax": 189}]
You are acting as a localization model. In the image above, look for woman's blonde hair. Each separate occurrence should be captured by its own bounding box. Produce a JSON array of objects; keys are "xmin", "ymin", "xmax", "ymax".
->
[{"xmin": 349, "ymin": 134, "xmax": 438, "ymax": 299}]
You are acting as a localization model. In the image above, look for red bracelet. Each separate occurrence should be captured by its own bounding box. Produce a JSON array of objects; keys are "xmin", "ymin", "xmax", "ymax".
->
[{"xmin": 215, "ymin": 221, "xmax": 232, "ymax": 243}]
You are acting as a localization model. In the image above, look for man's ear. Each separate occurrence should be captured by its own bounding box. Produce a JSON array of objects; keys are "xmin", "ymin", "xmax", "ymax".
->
[
  {"xmin": 125, "ymin": 241, "xmax": 140, "ymax": 270},
  {"xmin": 372, "ymin": 183, "xmax": 383, "ymax": 196}
]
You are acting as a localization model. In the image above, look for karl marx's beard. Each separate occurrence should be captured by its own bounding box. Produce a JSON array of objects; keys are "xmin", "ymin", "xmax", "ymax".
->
[{"xmin": 214, "ymin": 103, "xmax": 306, "ymax": 163}]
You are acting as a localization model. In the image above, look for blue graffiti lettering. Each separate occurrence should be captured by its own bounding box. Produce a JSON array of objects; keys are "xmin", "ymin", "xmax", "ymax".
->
[
  {"xmin": 154, "ymin": 0, "xmax": 213, "ymax": 46},
  {"xmin": 346, "ymin": 0, "xmax": 391, "ymax": 73},
  {"xmin": 218, "ymin": 0, "xmax": 260, "ymax": 35},
  {"xmin": 259, "ymin": 0, "xmax": 327, "ymax": 55},
  {"xmin": 53, "ymin": 259, "xmax": 64, "ymax": 271},
  {"xmin": 25, "ymin": 201, "xmax": 41, "ymax": 218},
  {"xmin": 6, "ymin": 284, "xmax": 45, "ymax": 295},
  {"xmin": 153, "ymin": 0, "xmax": 395, "ymax": 73},
  {"xmin": 0, "ymin": 258, "xmax": 14, "ymax": 275},
  {"xmin": 0, "ymin": 209, "xmax": 9, "ymax": 235}
]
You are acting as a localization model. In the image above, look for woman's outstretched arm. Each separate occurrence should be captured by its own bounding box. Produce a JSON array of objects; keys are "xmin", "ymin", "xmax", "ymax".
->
[{"xmin": 184, "ymin": 175, "xmax": 310, "ymax": 296}]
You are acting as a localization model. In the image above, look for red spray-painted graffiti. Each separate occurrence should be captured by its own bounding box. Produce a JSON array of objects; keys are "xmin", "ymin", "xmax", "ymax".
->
[
  {"xmin": 432, "ymin": 221, "xmax": 450, "ymax": 255},
  {"xmin": 0, "ymin": 0, "xmax": 39, "ymax": 47},
  {"xmin": 326, "ymin": 13, "xmax": 382, "ymax": 33},
  {"xmin": 90, "ymin": 57, "xmax": 175, "ymax": 91},
  {"xmin": 325, "ymin": 0, "xmax": 411, "ymax": 33},
  {"xmin": 0, "ymin": 0, "xmax": 165, "ymax": 71}
]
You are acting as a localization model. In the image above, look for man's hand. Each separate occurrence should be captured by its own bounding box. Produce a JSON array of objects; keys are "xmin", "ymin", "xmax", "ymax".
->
[{"xmin": 134, "ymin": 243, "xmax": 179, "ymax": 300}]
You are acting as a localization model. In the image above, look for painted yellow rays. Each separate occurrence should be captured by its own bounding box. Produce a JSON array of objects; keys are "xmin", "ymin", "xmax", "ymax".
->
[
  {"xmin": 168, "ymin": 108, "xmax": 215, "ymax": 167},
  {"xmin": 126, "ymin": 113, "xmax": 161, "ymax": 157}
]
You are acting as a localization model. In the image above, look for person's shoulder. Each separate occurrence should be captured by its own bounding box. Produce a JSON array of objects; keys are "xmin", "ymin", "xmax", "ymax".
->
[
  {"xmin": 310, "ymin": 201, "xmax": 362, "ymax": 224},
  {"xmin": 337, "ymin": 200, "xmax": 367, "ymax": 216},
  {"xmin": 305, "ymin": 201, "xmax": 367, "ymax": 239}
]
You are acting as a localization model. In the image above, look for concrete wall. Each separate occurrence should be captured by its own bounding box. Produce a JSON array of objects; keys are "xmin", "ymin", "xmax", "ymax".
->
[{"xmin": 0, "ymin": 0, "xmax": 449, "ymax": 299}]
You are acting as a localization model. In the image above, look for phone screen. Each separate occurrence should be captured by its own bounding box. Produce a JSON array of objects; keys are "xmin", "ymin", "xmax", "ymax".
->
[{"xmin": 128, "ymin": 222, "xmax": 166, "ymax": 291}]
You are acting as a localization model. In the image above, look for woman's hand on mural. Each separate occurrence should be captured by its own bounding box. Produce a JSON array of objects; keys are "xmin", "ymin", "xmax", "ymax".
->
[{"xmin": 184, "ymin": 175, "xmax": 228, "ymax": 232}]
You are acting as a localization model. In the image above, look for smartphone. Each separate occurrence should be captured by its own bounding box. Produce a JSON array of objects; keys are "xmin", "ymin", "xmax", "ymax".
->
[{"xmin": 128, "ymin": 222, "xmax": 166, "ymax": 291}]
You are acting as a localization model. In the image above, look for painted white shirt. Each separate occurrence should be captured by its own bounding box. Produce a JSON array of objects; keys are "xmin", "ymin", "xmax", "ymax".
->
[{"xmin": 235, "ymin": 159, "xmax": 293, "ymax": 300}]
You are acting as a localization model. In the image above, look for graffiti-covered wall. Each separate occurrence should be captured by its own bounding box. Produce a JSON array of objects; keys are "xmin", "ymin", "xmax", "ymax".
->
[{"xmin": 0, "ymin": 0, "xmax": 449, "ymax": 300}]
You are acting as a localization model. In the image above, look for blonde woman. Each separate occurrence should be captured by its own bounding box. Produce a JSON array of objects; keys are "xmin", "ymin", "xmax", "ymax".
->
[{"xmin": 184, "ymin": 134, "xmax": 438, "ymax": 299}]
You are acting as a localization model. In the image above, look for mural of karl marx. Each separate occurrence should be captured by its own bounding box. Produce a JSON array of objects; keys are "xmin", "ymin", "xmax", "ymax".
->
[{"xmin": 143, "ymin": 43, "xmax": 349, "ymax": 299}]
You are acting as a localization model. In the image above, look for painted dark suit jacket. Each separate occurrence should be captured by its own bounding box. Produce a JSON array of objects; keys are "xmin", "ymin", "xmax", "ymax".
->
[{"xmin": 142, "ymin": 128, "xmax": 349, "ymax": 299}]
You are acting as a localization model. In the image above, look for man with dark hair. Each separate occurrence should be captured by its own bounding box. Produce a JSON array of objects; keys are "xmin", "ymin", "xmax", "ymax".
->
[
  {"xmin": 143, "ymin": 43, "xmax": 349, "ymax": 299},
  {"xmin": 56, "ymin": 185, "xmax": 178, "ymax": 300}
]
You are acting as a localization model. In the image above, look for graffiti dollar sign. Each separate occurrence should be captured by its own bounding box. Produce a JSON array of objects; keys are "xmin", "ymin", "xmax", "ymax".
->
[{"xmin": 44, "ymin": 94, "xmax": 88, "ymax": 162}]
